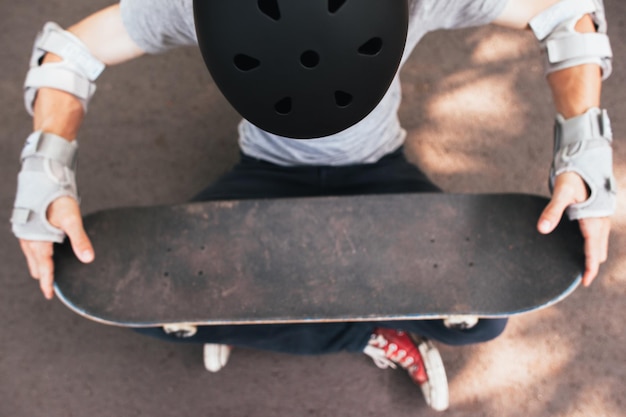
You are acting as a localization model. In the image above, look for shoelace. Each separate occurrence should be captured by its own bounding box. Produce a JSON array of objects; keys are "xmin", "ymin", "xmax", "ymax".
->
[
  {"xmin": 386, "ymin": 343, "xmax": 417, "ymax": 368},
  {"xmin": 364, "ymin": 335, "xmax": 418, "ymax": 370},
  {"xmin": 364, "ymin": 345, "xmax": 398, "ymax": 369}
]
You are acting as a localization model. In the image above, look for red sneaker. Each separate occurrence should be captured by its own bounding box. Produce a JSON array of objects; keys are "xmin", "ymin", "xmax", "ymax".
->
[{"xmin": 363, "ymin": 328, "xmax": 449, "ymax": 411}]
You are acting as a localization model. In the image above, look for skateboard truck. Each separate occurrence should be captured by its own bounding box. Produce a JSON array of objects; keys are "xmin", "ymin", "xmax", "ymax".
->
[
  {"xmin": 164, "ymin": 316, "xmax": 481, "ymax": 334},
  {"xmin": 443, "ymin": 315, "xmax": 479, "ymax": 330},
  {"xmin": 163, "ymin": 323, "xmax": 198, "ymax": 338}
]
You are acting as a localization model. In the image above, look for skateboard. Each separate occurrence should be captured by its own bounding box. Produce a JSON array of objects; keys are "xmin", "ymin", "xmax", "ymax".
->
[{"xmin": 53, "ymin": 193, "xmax": 584, "ymax": 328}]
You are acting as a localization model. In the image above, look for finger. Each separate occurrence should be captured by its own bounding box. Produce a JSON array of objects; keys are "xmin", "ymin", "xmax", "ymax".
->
[
  {"xmin": 540, "ymin": 173, "xmax": 589, "ymax": 234},
  {"xmin": 579, "ymin": 218, "xmax": 610, "ymax": 287},
  {"xmin": 62, "ymin": 215, "xmax": 95, "ymax": 264},
  {"xmin": 599, "ymin": 219, "xmax": 610, "ymax": 263},
  {"xmin": 48, "ymin": 197, "xmax": 94, "ymax": 264},
  {"xmin": 538, "ymin": 190, "xmax": 573, "ymax": 234},
  {"xmin": 19, "ymin": 240, "xmax": 40, "ymax": 279},
  {"xmin": 39, "ymin": 265, "xmax": 55, "ymax": 300},
  {"xmin": 581, "ymin": 241, "xmax": 599, "ymax": 288},
  {"xmin": 32, "ymin": 243, "xmax": 56, "ymax": 300}
]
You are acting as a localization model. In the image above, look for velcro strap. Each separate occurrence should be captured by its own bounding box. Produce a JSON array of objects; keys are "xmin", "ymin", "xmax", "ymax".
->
[
  {"xmin": 557, "ymin": 108, "xmax": 611, "ymax": 148},
  {"xmin": 530, "ymin": 0, "xmax": 596, "ymax": 40},
  {"xmin": 25, "ymin": 63, "xmax": 95, "ymax": 102},
  {"xmin": 20, "ymin": 131, "xmax": 78, "ymax": 167},
  {"xmin": 33, "ymin": 23, "xmax": 105, "ymax": 81},
  {"xmin": 546, "ymin": 32, "xmax": 612, "ymax": 64},
  {"xmin": 11, "ymin": 207, "xmax": 32, "ymax": 225}
]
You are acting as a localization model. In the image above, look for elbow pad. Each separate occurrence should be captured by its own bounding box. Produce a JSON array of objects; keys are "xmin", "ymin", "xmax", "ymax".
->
[
  {"xmin": 529, "ymin": 0, "xmax": 613, "ymax": 80},
  {"xmin": 24, "ymin": 22, "xmax": 105, "ymax": 115}
]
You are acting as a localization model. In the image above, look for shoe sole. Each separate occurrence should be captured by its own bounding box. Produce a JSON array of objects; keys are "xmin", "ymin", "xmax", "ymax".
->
[{"xmin": 413, "ymin": 336, "xmax": 449, "ymax": 411}]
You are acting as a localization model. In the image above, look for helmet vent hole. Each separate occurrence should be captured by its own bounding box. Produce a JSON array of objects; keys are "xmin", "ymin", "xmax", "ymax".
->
[
  {"xmin": 358, "ymin": 37, "xmax": 383, "ymax": 56},
  {"xmin": 335, "ymin": 91, "xmax": 353, "ymax": 108},
  {"xmin": 275, "ymin": 97, "xmax": 293, "ymax": 115},
  {"xmin": 300, "ymin": 50, "xmax": 320, "ymax": 68},
  {"xmin": 234, "ymin": 54, "xmax": 261, "ymax": 71},
  {"xmin": 328, "ymin": 0, "xmax": 347, "ymax": 14},
  {"xmin": 258, "ymin": 0, "xmax": 281, "ymax": 21}
]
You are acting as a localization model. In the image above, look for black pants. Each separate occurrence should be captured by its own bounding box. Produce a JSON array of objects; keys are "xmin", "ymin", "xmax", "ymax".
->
[{"xmin": 136, "ymin": 148, "xmax": 507, "ymax": 353}]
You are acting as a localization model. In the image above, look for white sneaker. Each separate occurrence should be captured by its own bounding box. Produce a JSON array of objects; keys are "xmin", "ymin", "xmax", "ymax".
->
[{"xmin": 203, "ymin": 344, "xmax": 232, "ymax": 372}]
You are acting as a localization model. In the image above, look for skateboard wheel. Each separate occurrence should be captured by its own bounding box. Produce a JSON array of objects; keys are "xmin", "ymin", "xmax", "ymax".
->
[{"xmin": 162, "ymin": 324, "xmax": 198, "ymax": 338}]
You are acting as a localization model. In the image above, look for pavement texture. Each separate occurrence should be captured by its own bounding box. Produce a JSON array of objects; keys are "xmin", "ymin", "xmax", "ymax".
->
[{"xmin": 1, "ymin": 1, "xmax": 625, "ymax": 416}]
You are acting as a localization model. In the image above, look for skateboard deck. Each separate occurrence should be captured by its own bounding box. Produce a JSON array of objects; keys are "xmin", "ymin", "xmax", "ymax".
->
[{"xmin": 53, "ymin": 193, "xmax": 584, "ymax": 327}]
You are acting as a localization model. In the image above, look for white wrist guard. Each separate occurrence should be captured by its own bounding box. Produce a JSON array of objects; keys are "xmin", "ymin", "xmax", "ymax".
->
[
  {"xmin": 24, "ymin": 22, "xmax": 105, "ymax": 116},
  {"xmin": 11, "ymin": 131, "xmax": 79, "ymax": 242},
  {"xmin": 529, "ymin": 0, "xmax": 613, "ymax": 80},
  {"xmin": 550, "ymin": 108, "xmax": 616, "ymax": 220}
]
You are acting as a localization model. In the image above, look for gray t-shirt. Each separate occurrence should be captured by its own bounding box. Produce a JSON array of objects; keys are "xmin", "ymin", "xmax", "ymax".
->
[{"xmin": 120, "ymin": 0, "xmax": 507, "ymax": 166}]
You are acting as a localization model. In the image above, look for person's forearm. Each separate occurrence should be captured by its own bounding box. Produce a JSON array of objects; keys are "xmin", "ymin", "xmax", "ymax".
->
[
  {"xmin": 546, "ymin": 15, "xmax": 602, "ymax": 119},
  {"xmin": 33, "ymin": 69, "xmax": 85, "ymax": 141},
  {"xmin": 548, "ymin": 64, "xmax": 601, "ymax": 119}
]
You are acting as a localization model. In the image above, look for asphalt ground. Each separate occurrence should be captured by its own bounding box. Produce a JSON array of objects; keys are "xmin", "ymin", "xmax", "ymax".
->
[{"xmin": 1, "ymin": 1, "xmax": 625, "ymax": 416}]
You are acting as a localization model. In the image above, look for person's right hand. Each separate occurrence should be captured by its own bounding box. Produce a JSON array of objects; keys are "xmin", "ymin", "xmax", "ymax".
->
[{"xmin": 19, "ymin": 196, "xmax": 94, "ymax": 300}]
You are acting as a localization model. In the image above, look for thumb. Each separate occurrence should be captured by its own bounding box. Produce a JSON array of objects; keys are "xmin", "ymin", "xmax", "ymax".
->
[
  {"xmin": 64, "ymin": 215, "xmax": 95, "ymax": 264},
  {"xmin": 539, "ymin": 172, "xmax": 589, "ymax": 234},
  {"xmin": 538, "ymin": 187, "xmax": 575, "ymax": 235},
  {"xmin": 48, "ymin": 197, "xmax": 95, "ymax": 264},
  {"xmin": 538, "ymin": 202, "xmax": 565, "ymax": 235}
]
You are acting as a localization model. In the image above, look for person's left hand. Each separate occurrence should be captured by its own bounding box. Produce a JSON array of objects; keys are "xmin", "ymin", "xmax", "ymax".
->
[{"xmin": 537, "ymin": 172, "xmax": 610, "ymax": 287}]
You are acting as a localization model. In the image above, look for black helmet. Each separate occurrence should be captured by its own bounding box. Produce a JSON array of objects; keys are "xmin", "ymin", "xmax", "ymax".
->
[{"xmin": 193, "ymin": 0, "xmax": 409, "ymax": 139}]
